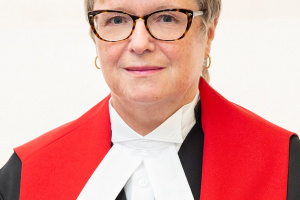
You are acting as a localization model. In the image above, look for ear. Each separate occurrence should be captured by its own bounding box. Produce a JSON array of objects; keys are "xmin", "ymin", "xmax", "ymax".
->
[{"xmin": 205, "ymin": 19, "xmax": 218, "ymax": 56}]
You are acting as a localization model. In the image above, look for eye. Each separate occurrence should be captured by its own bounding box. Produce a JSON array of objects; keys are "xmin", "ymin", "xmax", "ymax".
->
[
  {"xmin": 95, "ymin": 12, "xmax": 131, "ymax": 28},
  {"xmin": 102, "ymin": 14, "xmax": 130, "ymax": 26},
  {"xmin": 161, "ymin": 15, "xmax": 174, "ymax": 23},
  {"xmin": 153, "ymin": 13, "xmax": 180, "ymax": 24},
  {"xmin": 110, "ymin": 16, "xmax": 125, "ymax": 24}
]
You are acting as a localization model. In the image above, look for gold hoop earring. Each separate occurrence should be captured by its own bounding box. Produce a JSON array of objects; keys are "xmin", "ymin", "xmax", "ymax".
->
[
  {"xmin": 205, "ymin": 54, "xmax": 211, "ymax": 69},
  {"xmin": 95, "ymin": 56, "xmax": 100, "ymax": 69}
]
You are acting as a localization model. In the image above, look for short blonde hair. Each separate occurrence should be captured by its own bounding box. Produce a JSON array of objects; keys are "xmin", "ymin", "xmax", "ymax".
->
[{"xmin": 84, "ymin": 0, "xmax": 222, "ymax": 82}]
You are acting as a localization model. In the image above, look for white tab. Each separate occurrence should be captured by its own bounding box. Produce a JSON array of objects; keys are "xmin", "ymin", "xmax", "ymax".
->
[
  {"xmin": 77, "ymin": 143, "xmax": 143, "ymax": 200},
  {"xmin": 144, "ymin": 143, "xmax": 194, "ymax": 200}
]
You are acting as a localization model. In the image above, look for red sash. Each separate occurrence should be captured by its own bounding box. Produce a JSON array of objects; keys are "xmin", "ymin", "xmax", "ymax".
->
[{"xmin": 15, "ymin": 78, "xmax": 293, "ymax": 199}]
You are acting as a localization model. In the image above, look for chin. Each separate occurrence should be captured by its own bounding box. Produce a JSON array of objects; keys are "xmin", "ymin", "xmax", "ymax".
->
[{"xmin": 125, "ymin": 90, "xmax": 168, "ymax": 105}]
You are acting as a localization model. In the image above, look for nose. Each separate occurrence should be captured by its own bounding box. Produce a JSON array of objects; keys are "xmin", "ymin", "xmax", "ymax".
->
[{"xmin": 127, "ymin": 20, "xmax": 155, "ymax": 54}]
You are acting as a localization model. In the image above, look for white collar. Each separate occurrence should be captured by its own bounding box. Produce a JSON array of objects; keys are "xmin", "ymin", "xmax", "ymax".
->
[
  {"xmin": 111, "ymin": 91, "xmax": 199, "ymax": 149},
  {"xmin": 78, "ymin": 92, "xmax": 199, "ymax": 200}
]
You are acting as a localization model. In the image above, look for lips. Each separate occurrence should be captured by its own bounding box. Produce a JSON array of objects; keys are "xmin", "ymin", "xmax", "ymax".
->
[
  {"xmin": 125, "ymin": 66, "xmax": 164, "ymax": 71},
  {"xmin": 124, "ymin": 66, "xmax": 164, "ymax": 75}
]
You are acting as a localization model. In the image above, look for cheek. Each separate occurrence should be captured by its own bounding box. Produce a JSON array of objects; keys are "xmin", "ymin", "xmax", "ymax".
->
[
  {"xmin": 174, "ymin": 41, "xmax": 205, "ymax": 85},
  {"xmin": 97, "ymin": 43, "xmax": 116, "ymax": 65},
  {"xmin": 96, "ymin": 41, "xmax": 127, "ymax": 73},
  {"xmin": 95, "ymin": 42, "xmax": 119, "ymax": 87},
  {"xmin": 164, "ymin": 39, "xmax": 204, "ymax": 73}
]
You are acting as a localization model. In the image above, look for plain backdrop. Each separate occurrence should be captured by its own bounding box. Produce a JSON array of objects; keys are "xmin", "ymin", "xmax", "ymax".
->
[{"xmin": 1, "ymin": 0, "xmax": 300, "ymax": 167}]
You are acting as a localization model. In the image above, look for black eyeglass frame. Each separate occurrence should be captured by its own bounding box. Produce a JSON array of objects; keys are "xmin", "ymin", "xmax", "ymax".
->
[{"xmin": 88, "ymin": 8, "xmax": 206, "ymax": 42}]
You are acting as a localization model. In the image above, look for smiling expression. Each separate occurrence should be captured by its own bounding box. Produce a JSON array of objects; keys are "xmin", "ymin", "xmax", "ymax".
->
[{"xmin": 94, "ymin": 0, "xmax": 213, "ymax": 108}]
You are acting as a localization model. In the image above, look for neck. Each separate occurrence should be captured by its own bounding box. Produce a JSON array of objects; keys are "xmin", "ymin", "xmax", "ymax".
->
[{"xmin": 110, "ymin": 90, "xmax": 198, "ymax": 136}]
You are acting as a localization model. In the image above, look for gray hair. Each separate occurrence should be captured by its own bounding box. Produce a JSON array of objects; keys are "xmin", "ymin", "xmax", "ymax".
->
[
  {"xmin": 84, "ymin": 0, "xmax": 222, "ymax": 82},
  {"xmin": 196, "ymin": 0, "xmax": 221, "ymax": 82}
]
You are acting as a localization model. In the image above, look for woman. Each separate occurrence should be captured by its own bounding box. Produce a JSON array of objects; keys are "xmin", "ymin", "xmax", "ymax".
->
[{"xmin": 0, "ymin": 0, "xmax": 299, "ymax": 199}]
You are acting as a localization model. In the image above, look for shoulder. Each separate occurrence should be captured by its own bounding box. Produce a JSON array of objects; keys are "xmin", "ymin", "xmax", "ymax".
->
[
  {"xmin": 199, "ymin": 78, "xmax": 298, "ymax": 199},
  {"xmin": 14, "ymin": 95, "xmax": 111, "ymax": 162},
  {"xmin": 199, "ymin": 77, "xmax": 295, "ymax": 139},
  {"xmin": 11, "ymin": 95, "xmax": 112, "ymax": 200}
]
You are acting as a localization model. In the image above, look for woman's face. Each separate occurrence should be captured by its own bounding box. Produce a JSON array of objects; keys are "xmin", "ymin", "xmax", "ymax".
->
[{"xmin": 94, "ymin": 0, "xmax": 215, "ymax": 107}]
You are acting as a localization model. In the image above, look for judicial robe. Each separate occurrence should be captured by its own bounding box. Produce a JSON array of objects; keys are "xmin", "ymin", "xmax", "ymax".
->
[{"xmin": 0, "ymin": 78, "xmax": 299, "ymax": 200}]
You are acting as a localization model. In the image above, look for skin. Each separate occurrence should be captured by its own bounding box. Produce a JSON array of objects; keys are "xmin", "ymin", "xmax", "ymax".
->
[{"xmin": 94, "ymin": 0, "xmax": 217, "ymax": 136}]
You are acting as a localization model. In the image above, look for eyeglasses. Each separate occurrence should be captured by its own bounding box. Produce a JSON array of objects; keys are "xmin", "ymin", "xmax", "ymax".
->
[{"xmin": 88, "ymin": 9, "xmax": 205, "ymax": 42}]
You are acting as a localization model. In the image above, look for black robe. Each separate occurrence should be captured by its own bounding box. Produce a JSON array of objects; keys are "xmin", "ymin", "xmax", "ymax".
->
[{"xmin": 1, "ymin": 101, "xmax": 299, "ymax": 200}]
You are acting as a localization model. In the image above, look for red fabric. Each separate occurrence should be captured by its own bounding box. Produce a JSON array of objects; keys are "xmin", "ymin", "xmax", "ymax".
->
[
  {"xmin": 14, "ymin": 78, "xmax": 294, "ymax": 200},
  {"xmin": 15, "ymin": 96, "xmax": 112, "ymax": 200},
  {"xmin": 199, "ymin": 78, "xmax": 293, "ymax": 200}
]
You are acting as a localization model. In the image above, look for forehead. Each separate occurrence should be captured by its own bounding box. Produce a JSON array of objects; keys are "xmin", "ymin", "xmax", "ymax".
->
[{"xmin": 94, "ymin": 0, "xmax": 199, "ymax": 14}]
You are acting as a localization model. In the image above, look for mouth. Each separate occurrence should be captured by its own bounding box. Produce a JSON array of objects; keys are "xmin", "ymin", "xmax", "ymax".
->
[{"xmin": 124, "ymin": 66, "xmax": 164, "ymax": 75}]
